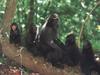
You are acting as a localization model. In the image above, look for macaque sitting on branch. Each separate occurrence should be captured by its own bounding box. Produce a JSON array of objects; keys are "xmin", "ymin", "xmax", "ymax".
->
[
  {"xmin": 80, "ymin": 40, "xmax": 100, "ymax": 75},
  {"xmin": 9, "ymin": 23, "xmax": 21, "ymax": 46},
  {"xmin": 38, "ymin": 13, "xmax": 63, "ymax": 67}
]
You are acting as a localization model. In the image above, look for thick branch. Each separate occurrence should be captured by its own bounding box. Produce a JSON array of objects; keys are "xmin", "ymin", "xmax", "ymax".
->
[
  {"xmin": 2, "ymin": 0, "xmax": 17, "ymax": 31},
  {"xmin": 0, "ymin": 38, "xmax": 67, "ymax": 75}
]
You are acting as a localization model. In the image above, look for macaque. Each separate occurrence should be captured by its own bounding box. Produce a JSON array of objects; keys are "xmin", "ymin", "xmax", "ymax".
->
[
  {"xmin": 26, "ymin": 25, "xmax": 39, "ymax": 56},
  {"xmin": 63, "ymin": 33, "xmax": 81, "ymax": 66},
  {"xmin": 9, "ymin": 23, "xmax": 21, "ymax": 46},
  {"xmin": 38, "ymin": 13, "xmax": 63, "ymax": 67},
  {"xmin": 80, "ymin": 40, "xmax": 100, "ymax": 75}
]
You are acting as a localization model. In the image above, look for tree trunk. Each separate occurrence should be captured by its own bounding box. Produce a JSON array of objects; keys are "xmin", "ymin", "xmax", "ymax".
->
[
  {"xmin": 1, "ymin": 38, "xmax": 68, "ymax": 75},
  {"xmin": 2, "ymin": 0, "xmax": 17, "ymax": 32},
  {"xmin": 26, "ymin": 0, "xmax": 35, "ymax": 30}
]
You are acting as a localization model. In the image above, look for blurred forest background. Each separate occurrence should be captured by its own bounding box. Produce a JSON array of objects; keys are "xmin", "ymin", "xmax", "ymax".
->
[{"xmin": 0, "ymin": 0, "xmax": 100, "ymax": 50}]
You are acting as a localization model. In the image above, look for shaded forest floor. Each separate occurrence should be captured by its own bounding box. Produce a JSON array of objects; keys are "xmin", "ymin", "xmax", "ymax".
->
[
  {"xmin": 0, "ymin": 55, "xmax": 81, "ymax": 75},
  {"xmin": 0, "ymin": 52, "xmax": 100, "ymax": 75},
  {"xmin": 0, "ymin": 48, "xmax": 100, "ymax": 75}
]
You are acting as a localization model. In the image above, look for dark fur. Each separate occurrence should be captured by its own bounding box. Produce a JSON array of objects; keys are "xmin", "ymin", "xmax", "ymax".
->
[
  {"xmin": 80, "ymin": 40, "xmax": 100, "ymax": 75},
  {"xmin": 54, "ymin": 38, "xmax": 65, "ymax": 50},
  {"xmin": 9, "ymin": 23, "xmax": 21, "ymax": 45},
  {"xmin": 63, "ymin": 34, "xmax": 81, "ymax": 66},
  {"xmin": 26, "ymin": 26, "xmax": 39, "ymax": 56},
  {"xmin": 38, "ymin": 14, "xmax": 63, "ymax": 68},
  {"xmin": 26, "ymin": 26, "xmax": 36, "ymax": 47}
]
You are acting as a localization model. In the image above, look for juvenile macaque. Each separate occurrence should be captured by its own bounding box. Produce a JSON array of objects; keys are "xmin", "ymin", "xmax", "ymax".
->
[
  {"xmin": 26, "ymin": 25, "xmax": 39, "ymax": 56},
  {"xmin": 63, "ymin": 33, "xmax": 81, "ymax": 66},
  {"xmin": 80, "ymin": 40, "xmax": 100, "ymax": 75},
  {"xmin": 9, "ymin": 23, "xmax": 21, "ymax": 46}
]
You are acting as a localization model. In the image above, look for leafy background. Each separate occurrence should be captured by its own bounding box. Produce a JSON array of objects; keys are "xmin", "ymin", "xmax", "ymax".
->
[{"xmin": 0, "ymin": 0, "xmax": 100, "ymax": 50}]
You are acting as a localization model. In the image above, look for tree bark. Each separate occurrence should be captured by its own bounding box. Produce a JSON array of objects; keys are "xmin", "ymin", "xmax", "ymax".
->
[
  {"xmin": 2, "ymin": 0, "xmax": 17, "ymax": 32},
  {"xmin": 26, "ymin": 0, "xmax": 35, "ymax": 30},
  {"xmin": 1, "ymin": 38, "xmax": 67, "ymax": 75}
]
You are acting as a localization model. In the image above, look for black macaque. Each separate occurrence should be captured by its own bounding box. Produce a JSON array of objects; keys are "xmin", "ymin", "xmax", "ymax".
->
[
  {"xmin": 38, "ymin": 13, "xmax": 63, "ymax": 68},
  {"xmin": 9, "ymin": 23, "xmax": 21, "ymax": 46},
  {"xmin": 26, "ymin": 26, "xmax": 36, "ymax": 47},
  {"xmin": 80, "ymin": 40, "xmax": 100, "ymax": 75},
  {"xmin": 26, "ymin": 26, "xmax": 39, "ymax": 56},
  {"xmin": 63, "ymin": 33, "xmax": 81, "ymax": 66},
  {"xmin": 54, "ymin": 38, "xmax": 65, "ymax": 50}
]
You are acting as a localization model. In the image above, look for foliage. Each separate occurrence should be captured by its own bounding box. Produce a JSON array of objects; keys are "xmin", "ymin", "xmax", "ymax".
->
[{"xmin": 0, "ymin": 0, "xmax": 100, "ymax": 49}]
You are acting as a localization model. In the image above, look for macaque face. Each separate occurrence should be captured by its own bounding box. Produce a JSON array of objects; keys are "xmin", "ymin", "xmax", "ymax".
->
[
  {"xmin": 52, "ymin": 18, "xmax": 58, "ymax": 24},
  {"xmin": 11, "ymin": 25, "xmax": 17, "ymax": 31},
  {"xmin": 51, "ymin": 14, "xmax": 59, "ymax": 24}
]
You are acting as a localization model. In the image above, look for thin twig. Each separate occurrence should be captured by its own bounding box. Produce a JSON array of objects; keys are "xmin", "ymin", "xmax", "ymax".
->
[{"xmin": 78, "ymin": 2, "xmax": 99, "ymax": 47}]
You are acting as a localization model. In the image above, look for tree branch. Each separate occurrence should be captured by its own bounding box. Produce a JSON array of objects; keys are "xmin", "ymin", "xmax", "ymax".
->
[
  {"xmin": 78, "ymin": 2, "xmax": 99, "ymax": 48},
  {"xmin": 0, "ymin": 37, "xmax": 68, "ymax": 75}
]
